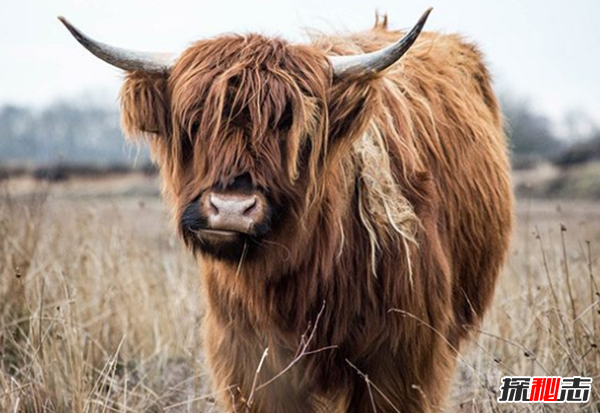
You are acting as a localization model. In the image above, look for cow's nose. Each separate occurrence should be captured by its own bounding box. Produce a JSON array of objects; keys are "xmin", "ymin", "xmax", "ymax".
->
[
  {"xmin": 210, "ymin": 193, "xmax": 258, "ymax": 217},
  {"xmin": 203, "ymin": 192, "xmax": 265, "ymax": 233}
]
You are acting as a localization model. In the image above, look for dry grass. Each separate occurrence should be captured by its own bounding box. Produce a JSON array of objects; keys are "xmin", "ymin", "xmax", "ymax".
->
[
  {"xmin": 1, "ymin": 176, "xmax": 599, "ymax": 412},
  {"xmin": 0, "ymin": 179, "xmax": 213, "ymax": 412},
  {"xmin": 450, "ymin": 197, "xmax": 600, "ymax": 412}
]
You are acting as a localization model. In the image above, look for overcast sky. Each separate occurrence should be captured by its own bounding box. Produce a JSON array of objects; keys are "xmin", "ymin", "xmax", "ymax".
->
[{"xmin": 1, "ymin": 0, "xmax": 599, "ymax": 126}]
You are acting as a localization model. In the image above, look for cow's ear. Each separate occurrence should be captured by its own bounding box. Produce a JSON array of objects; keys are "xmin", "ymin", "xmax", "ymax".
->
[
  {"xmin": 120, "ymin": 72, "xmax": 171, "ymax": 139},
  {"xmin": 326, "ymin": 79, "xmax": 376, "ymax": 160}
]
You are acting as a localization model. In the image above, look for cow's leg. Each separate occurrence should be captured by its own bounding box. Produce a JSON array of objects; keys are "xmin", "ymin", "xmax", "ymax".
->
[
  {"xmin": 203, "ymin": 313, "xmax": 321, "ymax": 413},
  {"xmin": 346, "ymin": 362, "xmax": 431, "ymax": 413},
  {"xmin": 224, "ymin": 380, "xmax": 316, "ymax": 413},
  {"xmin": 345, "ymin": 344, "xmax": 456, "ymax": 413}
]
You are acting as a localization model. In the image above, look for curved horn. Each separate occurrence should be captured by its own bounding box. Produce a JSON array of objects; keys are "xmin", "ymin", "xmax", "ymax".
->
[
  {"xmin": 329, "ymin": 8, "xmax": 432, "ymax": 79},
  {"xmin": 58, "ymin": 16, "xmax": 176, "ymax": 73}
]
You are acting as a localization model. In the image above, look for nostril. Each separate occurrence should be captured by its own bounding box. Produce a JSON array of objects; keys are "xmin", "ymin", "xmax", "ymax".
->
[
  {"xmin": 208, "ymin": 194, "xmax": 220, "ymax": 216},
  {"xmin": 242, "ymin": 196, "xmax": 258, "ymax": 216}
]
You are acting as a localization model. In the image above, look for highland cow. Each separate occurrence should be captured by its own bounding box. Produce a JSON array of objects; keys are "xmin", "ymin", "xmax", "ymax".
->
[{"xmin": 60, "ymin": 9, "xmax": 513, "ymax": 412}]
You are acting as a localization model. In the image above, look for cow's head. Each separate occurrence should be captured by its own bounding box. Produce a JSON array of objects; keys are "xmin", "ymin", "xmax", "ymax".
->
[{"xmin": 59, "ymin": 10, "xmax": 430, "ymax": 262}]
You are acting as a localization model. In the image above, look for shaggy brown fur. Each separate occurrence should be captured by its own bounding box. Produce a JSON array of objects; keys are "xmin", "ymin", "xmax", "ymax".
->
[{"xmin": 120, "ymin": 17, "xmax": 513, "ymax": 413}]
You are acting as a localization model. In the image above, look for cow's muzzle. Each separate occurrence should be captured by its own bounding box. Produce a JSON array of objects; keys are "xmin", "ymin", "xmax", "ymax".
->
[{"xmin": 196, "ymin": 191, "xmax": 267, "ymax": 241}]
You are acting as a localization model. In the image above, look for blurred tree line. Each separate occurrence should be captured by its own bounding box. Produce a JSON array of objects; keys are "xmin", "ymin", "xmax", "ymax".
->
[
  {"xmin": 502, "ymin": 94, "xmax": 564, "ymax": 157},
  {"xmin": 0, "ymin": 95, "xmax": 598, "ymax": 168},
  {"xmin": 0, "ymin": 102, "xmax": 149, "ymax": 167},
  {"xmin": 500, "ymin": 93, "xmax": 600, "ymax": 169}
]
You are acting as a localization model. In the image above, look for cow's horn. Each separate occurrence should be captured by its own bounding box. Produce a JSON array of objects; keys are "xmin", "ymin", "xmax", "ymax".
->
[
  {"xmin": 329, "ymin": 8, "xmax": 432, "ymax": 79},
  {"xmin": 58, "ymin": 16, "xmax": 176, "ymax": 73}
]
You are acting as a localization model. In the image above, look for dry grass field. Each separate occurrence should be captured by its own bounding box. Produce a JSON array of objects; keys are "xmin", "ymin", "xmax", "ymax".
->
[{"xmin": 1, "ymin": 174, "xmax": 599, "ymax": 412}]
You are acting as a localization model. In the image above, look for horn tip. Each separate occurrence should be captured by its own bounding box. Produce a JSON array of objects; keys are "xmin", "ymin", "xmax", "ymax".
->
[
  {"xmin": 57, "ymin": 16, "xmax": 86, "ymax": 44},
  {"xmin": 57, "ymin": 16, "xmax": 76, "ymax": 33},
  {"xmin": 422, "ymin": 8, "xmax": 434, "ymax": 20}
]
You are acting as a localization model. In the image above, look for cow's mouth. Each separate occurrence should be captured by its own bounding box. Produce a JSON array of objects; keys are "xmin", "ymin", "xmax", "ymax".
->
[
  {"xmin": 194, "ymin": 228, "xmax": 243, "ymax": 243},
  {"xmin": 185, "ymin": 226, "xmax": 256, "ymax": 262}
]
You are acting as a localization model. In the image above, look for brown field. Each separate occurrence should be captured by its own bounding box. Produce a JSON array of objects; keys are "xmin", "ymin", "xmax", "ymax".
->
[{"xmin": 1, "ymin": 174, "xmax": 599, "ymax": 412}]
